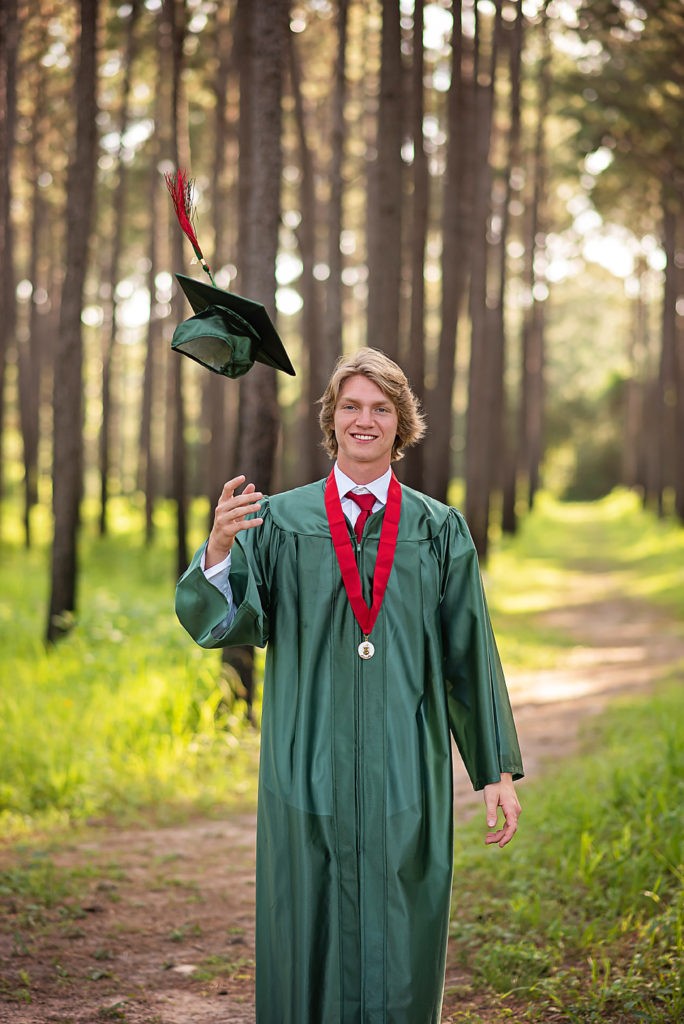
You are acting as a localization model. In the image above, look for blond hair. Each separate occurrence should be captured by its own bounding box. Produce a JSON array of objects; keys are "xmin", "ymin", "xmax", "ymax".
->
[{"xmin": 318, "ymin": 348, "xmax": 426, "ymax": 462}]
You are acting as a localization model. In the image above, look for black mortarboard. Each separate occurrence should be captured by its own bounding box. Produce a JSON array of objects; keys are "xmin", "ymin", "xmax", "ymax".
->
[
  {"xmin": 173, "ymin": 274, "xmax": 296, "ymax": 378},
  {"xmin": 166, "ymin": 169, "xmax": 295, "ymax": 379}
]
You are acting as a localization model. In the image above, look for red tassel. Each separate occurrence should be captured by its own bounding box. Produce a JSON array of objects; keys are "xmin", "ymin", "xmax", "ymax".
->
[{"xmin": 165, "ymin": 169, "xmax": 215, "ymax": 284}]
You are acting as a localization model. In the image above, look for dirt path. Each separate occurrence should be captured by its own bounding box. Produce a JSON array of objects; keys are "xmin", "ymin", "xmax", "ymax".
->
[{"xmin": 2, "ymin": 570, "xmax": 682, "ymax": 1024}]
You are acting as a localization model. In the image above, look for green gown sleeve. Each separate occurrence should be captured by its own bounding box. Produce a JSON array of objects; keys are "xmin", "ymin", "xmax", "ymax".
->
[
  {"xmin": 174, "ymin": 499, "xmax": 277, "ymax": 649},
  {"xmin": 439, "ymin": 509, "xmax": 523, "ymax": 790}
]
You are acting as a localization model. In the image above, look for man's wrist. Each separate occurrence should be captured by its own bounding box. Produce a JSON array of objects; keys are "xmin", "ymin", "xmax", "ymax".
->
[{"xmin": 205, "ymin": 537, "xmax": 233, "ymax": 569}]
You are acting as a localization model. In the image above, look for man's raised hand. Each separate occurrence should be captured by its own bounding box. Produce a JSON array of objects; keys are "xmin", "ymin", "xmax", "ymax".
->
[{"xmin": 205, "ymin": 475, "xmax": 264, "ymax": 569}]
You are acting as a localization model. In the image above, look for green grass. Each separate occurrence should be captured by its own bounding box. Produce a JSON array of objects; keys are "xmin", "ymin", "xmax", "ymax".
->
[
  {"xmin": 483, "ymin": 489, "xmax": 684, "ymax": 671},
  {"xmin": 449, "ymin": 680, "xmax": 684, "ymax": 1023},
  {"xmin": 0, "ymin": 495, "xmax": 261, "ymax": 836},
  {"xmin": 1, "ymin": 487, "xmax": 681, "ymax": 835},
  {"xmin": 445, "ymin": 489, "xmax": 684, "ymax": 1023},
  {"xmin": 0, "ymin": 486, "xmax": 682, "ymax": 1020}
]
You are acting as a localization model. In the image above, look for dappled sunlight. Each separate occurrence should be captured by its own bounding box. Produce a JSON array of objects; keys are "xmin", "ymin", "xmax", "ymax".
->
[{"xmin": 483, "ymin": 491, "xmax": 684, "ymax": 693}]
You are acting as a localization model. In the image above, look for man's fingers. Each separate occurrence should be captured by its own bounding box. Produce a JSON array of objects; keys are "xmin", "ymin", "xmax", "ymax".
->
[
  {"xmin": 485, "ymin": 815, "xmax": 517, "ymax": 847},
  {"xmin": 214, "ymin": 486, "xmax": 263, "ymax": 527},
  {"xmin": 482, "ymin": 776, "xmax": 521, "ymax": 849},
  {"xmin": 219, "ymin": 488, "xmax": 262, "ymax": 512},
  {"xmin": 484, "ymin": 794, "xmax": 498, "ymax": 829},
  {"xmin": 220, "ymin": 474, "xmax": 246, "ymax": 500},
  {"xmin": 240, "ymin": 517, "xmax": 264, "ymax": 531},
  {"xmin": 485, "ymin": 829, "xmax": 506, "ymax": 846},
  {"xmin": 232, "ymin": 489, "xmax": 262, "ymax": 507},
  {"xmin": 486, "ymin": 798, "xmax": 520, "ymax": 848},
  {"xmin": 497, "ymin": 818, "xmax": 518, "ymax": 848},
  {"xmin": 223, "ymin": 502, "xmax": 262, "ymax": 522}
]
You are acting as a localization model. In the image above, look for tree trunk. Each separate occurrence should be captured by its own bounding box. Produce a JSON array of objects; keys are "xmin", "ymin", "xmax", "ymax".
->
[
  {"xmin": 0, "ymin": 0, "xmax": 19, "ymax": 526},
  {"xmin": 365, "ymin": 0, "xmax": 402, "ymax": 360},
  {"xmin": 675, "ymin": 212, "xmax": 684, "ymax": 523},
  {"xmin": 641, "ymin": 376, "xmax": 659, "ymax": 509},
  {"xmin": 403, "ymin": 0, "xmax": 428, "ymax": 491},
  {"xmin": 655, "ymin": 197, "xmax": 678, "ymax": 517},
  {"xmin": 289, "ymin": 31, "xmax": 327, "ymax": 482},
  {"xmin": 325, "ymin": 0, "xmax": 348, "ymax": 373},
  {"xmin": 223, "ymin": 0, "xmax": 290, "ymax": 717},
  {"xmin": 622, "ymin": 261, "xmax": 647, "ymax": 490},
  {"xmin": 517, "ymin": 7, "xmax": 550, "ymax": 512},
  {"xmin": 425, "ymin": 0, "xmax": 476, "ymax": 503},
  {"xmin": 464, "ymin": 0, "xmax": 502, "ymax": 558},
  {"xmin": 18, "ymin": 40, "xmax": 46, "ymax": 548},
  {"xmin": 235, "ymin": 0, "xmax": 287, "ymax": 488},
  {"xmin": 500, "ymin": 1, "xmax": 524, "ymax": 536},
  {"xmin": 165, "ymin": 0, "xmax": 189, "ymax": 577},
  {"xmin": 221, "ymin": 0, "xmax": 255, "ymax": 708},
  {"xmin": 203, "ymin": 0, "xmax": 234, "ymax": 521},
  {"xmin": 138, "ymin": 6, "xmax": 165, "ymax": 545},
  {"xmin": 99, "ymin": 0, "xmax": 141, "ymax": 536},
  {"xmin": 138, "ymin": 187, "xmax": 161, "ymax": 545},
  {"xmin": 46, "ymin": 0, "xmax": 99, "ymax": 642}
]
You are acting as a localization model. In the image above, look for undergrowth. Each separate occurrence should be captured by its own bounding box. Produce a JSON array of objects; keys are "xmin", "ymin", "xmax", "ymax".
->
[
  {"xmin": 449, "ymin": 689, "xmax": 683, "ymax": 1022},
  {"xmin": 0, "ymin": 497, "xmax": 261, "ymax": 835},
  {"xmin": 0, "ymin": 488, "xmax": 682, "ymax": 1020}
]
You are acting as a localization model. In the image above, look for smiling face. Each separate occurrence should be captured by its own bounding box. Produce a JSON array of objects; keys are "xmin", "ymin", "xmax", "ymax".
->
[{"xmin": 333, "ymin": 374, "xmax": 399, "ymax": 483}]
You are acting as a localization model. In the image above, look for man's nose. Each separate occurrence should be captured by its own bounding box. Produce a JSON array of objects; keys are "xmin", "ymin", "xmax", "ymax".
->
[{"xmin": 355, "ymin": 408, "xmax": 374, "ymax": 426}]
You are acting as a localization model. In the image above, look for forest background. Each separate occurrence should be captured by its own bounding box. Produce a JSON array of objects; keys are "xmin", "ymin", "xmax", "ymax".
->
[
  {"xmin": 0, "ymin": 2, "xmax": 683, "ymax": 1021},
  {"xmin": 0, "ymin": 0, "xmax": 683, "ymax": 640}
]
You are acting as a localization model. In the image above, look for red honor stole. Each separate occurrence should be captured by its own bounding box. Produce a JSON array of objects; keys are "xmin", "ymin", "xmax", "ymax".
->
[{"xmin": 324, "ymin": 470, "xmax": 402, "ymax": 659}]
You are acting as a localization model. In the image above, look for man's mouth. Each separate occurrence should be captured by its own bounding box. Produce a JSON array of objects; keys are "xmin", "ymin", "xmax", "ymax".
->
[{"xmin": 351, "ymin": 433, "xmax": 377, "ymax": 441}]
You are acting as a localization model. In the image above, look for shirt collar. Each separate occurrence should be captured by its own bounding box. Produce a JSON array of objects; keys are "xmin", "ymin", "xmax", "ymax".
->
[{"xmin": 334, "ymin": 463, "xmax": 392, "ymax": 505}]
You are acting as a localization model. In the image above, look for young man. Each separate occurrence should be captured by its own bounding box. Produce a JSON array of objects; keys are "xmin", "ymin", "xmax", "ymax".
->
[{"xmin": 175, "ymin": 348, "xmax": 523, "ymax": 1024}]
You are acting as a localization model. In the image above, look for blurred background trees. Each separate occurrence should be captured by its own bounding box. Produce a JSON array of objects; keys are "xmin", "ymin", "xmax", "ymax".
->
[{"xmin": 0, "ymin": 0, "xmax": 682, "ymax": 638}]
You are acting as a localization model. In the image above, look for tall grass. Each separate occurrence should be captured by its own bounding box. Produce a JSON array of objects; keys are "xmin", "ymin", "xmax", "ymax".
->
[
  {"xmin": 449, "ymin": 682, "xmax": 684, "ymax": 1023},
  {"xmin": 0, "ymin": 497, "xmax": 260, "ymax": 835},
  {"xmin": 1, "ymin": 487, "xmax": 681, "ymax": 841},
  {"xmin": 446, "ymin": 489, "xmax": 684, "ymax": 1023},
  {"xmin": 1, "ymin": 488, "xmax": 682, "ymax": 1018}
]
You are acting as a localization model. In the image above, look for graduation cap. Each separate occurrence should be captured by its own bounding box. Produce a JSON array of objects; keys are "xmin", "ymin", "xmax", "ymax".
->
[{"xmin": 166, "ymin": 170, "xmax": 295, "ymax": 378}]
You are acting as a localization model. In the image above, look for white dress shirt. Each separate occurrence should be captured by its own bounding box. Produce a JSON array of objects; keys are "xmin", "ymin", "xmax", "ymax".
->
[{"xmin": 202, "ymin": 464, "xmax": 392, "ymax": 619}]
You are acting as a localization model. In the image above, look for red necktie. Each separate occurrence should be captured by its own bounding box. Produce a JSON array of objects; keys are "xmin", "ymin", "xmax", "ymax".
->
[{"xmin": 347, "ymin": 491, "xmax": 376, "ymax": 542}]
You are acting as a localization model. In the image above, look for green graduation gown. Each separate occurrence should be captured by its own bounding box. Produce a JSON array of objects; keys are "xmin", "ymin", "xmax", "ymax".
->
[{"xmin": 175, "ymin": 479, "xmax": 523, "ymax": 1024}]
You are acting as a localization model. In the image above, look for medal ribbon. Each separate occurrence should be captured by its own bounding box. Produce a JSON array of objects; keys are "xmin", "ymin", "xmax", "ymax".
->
[{"xmin": 324, "ymin": 470, "xmax": 402, "ymax": 636}]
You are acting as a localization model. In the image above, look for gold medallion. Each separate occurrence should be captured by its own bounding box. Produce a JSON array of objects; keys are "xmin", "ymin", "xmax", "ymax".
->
[{"xmin": 358, "ymin": 639, "xmax": 375, "ymax": 660}]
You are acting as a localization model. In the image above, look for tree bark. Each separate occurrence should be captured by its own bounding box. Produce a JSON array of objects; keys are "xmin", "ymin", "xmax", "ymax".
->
[
  {"xmin": 403, "ymin": 0, "xmax": 428, "ymax": 491},
  {"xmin": 365, "ymin": 0, "xmax": 402, "ymax": 360},
  {"xmin": 622, "ymin": 260, "xmax": 647, "ymax": 490},
  {"xmin": 325, "ymin": 0, "xmax": 348, "ymax": 374},
  {"xmin": 165, "ymin": 0, "xmax": 189, "ymax": 578},
  {"xmin": 0, "ymin": 0, "xmax": 20, "ymax": 525},
  {"xmin": 46, "ymin": 0, "xmax": 99, "ymax": 642},
  {"xmin": 500, "ymin": 1, "xmax": 524, "ymax": 536},
  {"xmin": 99, "ymin": 0, "xmax": 141, "ymax": 536},
  {"xmin": 289, "ymin": 30, "xmax": 327, "ymax": 482},
  {"xmin": 655, "ymin": 197, "xmax": 677, "ymax": 517},
  {"xmin": 464, "ymin": 0, "xmax": 502, "ymax": 558},
  {"xmin": 517, "ymin": 6, "xmax": 550, "ymax": 512},
  {"xmin": 18, "ymin": 34, "xmax": 47, "ymax": 548},
  {"xmin": 203, "ymin": 0, "xmax": 234, "ymax": 521},
  {"xmin": 235, "ymin": 0, "xmax": 288, "ymax": 488},
  {"xmin": 138, "ymin": 5, "xmax": 165, "ymax": 545},
  {"xmin": 224, "ymin": 0, "xmax": 290, "ymax": 716},
  {"xmin": 675, "ymin": 212, "xmax": 684, "ymax": 523},
  {"xmin": 425, "ymin": 0, "xmax": 476, "ymax": 503}
]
